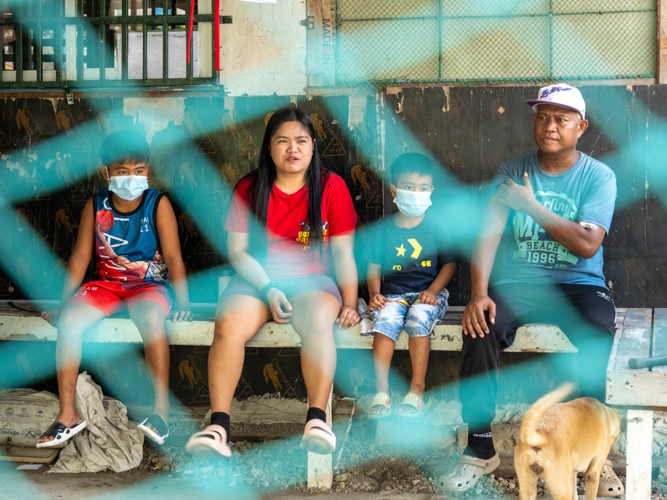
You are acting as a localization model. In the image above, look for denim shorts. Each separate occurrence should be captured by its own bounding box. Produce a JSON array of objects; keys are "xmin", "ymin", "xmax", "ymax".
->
[{"xmin": 368, "ymin": 290, "xmax": 449, "ymax": 341}]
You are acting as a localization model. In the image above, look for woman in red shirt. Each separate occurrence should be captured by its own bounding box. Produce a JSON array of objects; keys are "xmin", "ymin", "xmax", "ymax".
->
[{"xmin": 186, "ymin": 107, "xmax": 361, "ymax": 457}]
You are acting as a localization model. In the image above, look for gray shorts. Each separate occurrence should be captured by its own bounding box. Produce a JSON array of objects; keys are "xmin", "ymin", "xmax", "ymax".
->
[{"xmin": 219, "ymin": 273, "xmax": 343, "ymax": 307}]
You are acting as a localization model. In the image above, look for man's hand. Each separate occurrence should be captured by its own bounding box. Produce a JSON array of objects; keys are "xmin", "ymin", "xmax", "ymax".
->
[
  {"xmin": 462, "ymin": 294, "xmax": 496, "ymax": 338},
  {"xmin": 170, "ymin": 307, "xmax": 193, "ymax": 322},
  {"xmin": 497, "ymin": 173, "xmax": 537, "ymax": 213},
  {"xmin": 267, "ymin": 288, "xmax": 293, "ymax": 324},
  {"xmin": 41, "ymin": 309, "xmax": 60, "ymax": 327},
  {"xmin": 418, "ymin": 290, "xmax": 438, "ymax": 306},
  {"xmin": 336, "ymin": 306, "xmax": 361, "ymax": 329},
  {"xmin": 369, "ymin": 293, "xmax": 388, "ymax": 311}
]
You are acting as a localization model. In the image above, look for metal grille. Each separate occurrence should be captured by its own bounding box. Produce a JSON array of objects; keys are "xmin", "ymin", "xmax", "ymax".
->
[
  {"xmin": 0, "ymin": 0, "xmax": 231, "ymax": 89},
  {"xmin": 334, "ymin": 0, "xmax": 657, "ymax": 90}
]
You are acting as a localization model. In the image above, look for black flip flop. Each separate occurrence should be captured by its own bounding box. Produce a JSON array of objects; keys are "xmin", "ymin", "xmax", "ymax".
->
[{"xmin": 36, "ymin": 420, "xmax": 87, "ymax": 448}]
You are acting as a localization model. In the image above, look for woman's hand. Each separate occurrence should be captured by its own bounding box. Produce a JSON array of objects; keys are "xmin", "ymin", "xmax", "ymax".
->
[
  {"xmin": 267, "ymin": 288, "xmax": 293, "ymax": 324},
  {"xmin": 336, "ymin": 305, "xmax": 360, "ymax": 329}
]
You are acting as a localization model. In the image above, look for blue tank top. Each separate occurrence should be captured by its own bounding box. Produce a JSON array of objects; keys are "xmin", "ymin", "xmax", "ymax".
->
[{"xmin": 93, "ymin": 188, "xmax": 171, "ymax": 286}]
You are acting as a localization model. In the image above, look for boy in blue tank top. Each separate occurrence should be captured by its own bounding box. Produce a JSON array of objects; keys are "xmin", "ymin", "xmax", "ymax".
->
[{"xmin": 38, "ymin": 130, "xmax": 192, "ymax": 448}]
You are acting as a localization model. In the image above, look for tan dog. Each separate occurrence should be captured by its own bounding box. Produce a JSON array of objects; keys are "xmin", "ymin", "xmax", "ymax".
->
[{"xmin": 514, "ymin": 383, "xmax": 622, "ymax": 500}]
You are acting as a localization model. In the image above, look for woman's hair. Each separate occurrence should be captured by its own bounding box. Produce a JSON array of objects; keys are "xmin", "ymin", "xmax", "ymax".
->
[{"xmin": 244, "ymin": 107, "xmax": 328, "ymax": 253}]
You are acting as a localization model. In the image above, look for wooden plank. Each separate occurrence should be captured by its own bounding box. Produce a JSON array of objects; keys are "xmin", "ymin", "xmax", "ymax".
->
[
  {"xmin": 306, "ymin": 0, "xmax": 335, "ymax": 87},
  {"xmin": 626, "ymin": 409, "xmax": 653, "ymax": 499},
  {"xmin": 659, "ymin": 0, "xmax": 667, "ymax": 84},
  {"xmin": 651, "ymin": 308, "xmax": 667, "ymax": 372},
  {"xmin": 0, "ymin": 446, "xmax": 59, "ymax": 463},
  {"xmin": 307, "ymin": 387, "xmax": 333, "ymax": 489},
  {"xmin": 613, "ymin": 308, "xmax": 652, "ymax": 371}
]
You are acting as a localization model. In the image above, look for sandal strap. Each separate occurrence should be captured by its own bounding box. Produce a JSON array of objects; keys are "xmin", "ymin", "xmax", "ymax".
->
[
  {"xmin": 400, "ymin": 392, "xmax": 427, "ymax": 409},
  {"xmin": 458, "ymin": 454, "xmax": 498, "ymax": 468},
  {"xmin": 370, "ymin": 392, "xmax": 391, "ymax": 408},
  {"xmin": 142, "ymin": 414, "xmax": 168, "ymax": 437},
  {"xmin": 41, "ymin": 421, "xmax": 68, "ymax": 439},
  {"xmin": 194, "ymin": 425, "xmax": 228, "ymax": 444}
]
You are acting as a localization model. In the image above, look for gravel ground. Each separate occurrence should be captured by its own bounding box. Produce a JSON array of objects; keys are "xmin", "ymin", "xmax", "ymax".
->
[{"xmin": 130, "ymin": 416, "xmax": 667, "ymax": 499}]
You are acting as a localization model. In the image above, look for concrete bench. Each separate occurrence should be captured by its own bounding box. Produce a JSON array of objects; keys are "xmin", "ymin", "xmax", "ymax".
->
[{"xmin": 0, "ymin": 300, "xmax": 627, "ymax": 488}]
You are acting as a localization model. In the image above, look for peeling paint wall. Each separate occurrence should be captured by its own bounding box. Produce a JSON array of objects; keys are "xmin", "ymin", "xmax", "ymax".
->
[
  {"xmin": 0, "ymin": 95, "xmax": 378, "ymax": 303},
  {"xmin": 384, "ymin": 85, "xmax": 667, "ymax": 308},
  {"xmin": 219, "ymin": 1, "xmax": 308, "ymax": 96}
]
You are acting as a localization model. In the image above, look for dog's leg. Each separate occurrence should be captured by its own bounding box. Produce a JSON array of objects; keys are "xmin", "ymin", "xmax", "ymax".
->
[
  {"xmin": 584, "ymin": 459, "xmax": 605, "ymax": 500},
  {"xmin": 543, "ymin": 464, "xmax": 577, "ymax": 500},
  {"xmin": 516, "ymin": 463, "xmax": 539, "ymax": 500}
]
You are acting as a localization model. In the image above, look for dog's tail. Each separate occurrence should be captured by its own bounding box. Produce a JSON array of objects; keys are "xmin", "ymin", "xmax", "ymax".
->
[{"xmin": 520, "ymin": 382, "xmax": 575, "ymax": 447}]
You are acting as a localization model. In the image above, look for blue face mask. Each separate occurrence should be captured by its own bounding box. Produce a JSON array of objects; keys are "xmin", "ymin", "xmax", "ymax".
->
[
  {"xmin": 106, "ymin": 170, "xmax": 149, "ymax": 201},
  {"xmin": 393, "ymin": 188, "xmax": 432, "ymax": 217}
]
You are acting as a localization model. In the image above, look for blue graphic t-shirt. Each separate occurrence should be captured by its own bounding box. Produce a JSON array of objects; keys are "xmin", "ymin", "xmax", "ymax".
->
[
  {"xmin": 363, "ymin": 211, "xmax": 457, "ymax": 295},
  {"xmin": 490, "ymin": 151, "xmax": 616, "ymax": 287},
  {"xmin": 93, "ymin": 188, "xmax": 171, "ymax": 288}
]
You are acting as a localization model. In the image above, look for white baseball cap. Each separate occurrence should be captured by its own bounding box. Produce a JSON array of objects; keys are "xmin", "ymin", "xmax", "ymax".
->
[{"xmin": 526, "ymin": 83, "xmax": 586, "ymax": 119}]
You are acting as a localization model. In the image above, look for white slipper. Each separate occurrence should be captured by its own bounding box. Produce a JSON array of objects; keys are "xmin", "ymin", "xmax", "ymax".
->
[
  {"xmin": 36, "ymin": 420, "xmax": 87, "ymax": 448},
  {"xmin": 185, "ymin": 425, "xmax": 232, "ymax": 458},
  {"xmin": 598, "ymin": 459, "xmax": 624, "ymax": 497},
  {"xmin": 438, "ymin": 454, "xmax": 500, "ymax": 492},
  {"xmin": 300, "ymin": 419, "xmax": 336, "ymax": 455},
  {"xmin": 137, "ymin": 414, "xmax": 169, "ymax": 445}
]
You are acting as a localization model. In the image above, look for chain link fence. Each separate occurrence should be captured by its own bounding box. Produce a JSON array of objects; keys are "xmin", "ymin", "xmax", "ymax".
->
[{"xmin": 334, "ymin": 0, "xmax": 657, "ymax": 91}]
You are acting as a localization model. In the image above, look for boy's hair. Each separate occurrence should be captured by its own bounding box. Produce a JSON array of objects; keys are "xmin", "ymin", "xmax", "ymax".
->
[
  {"xmin": 390, "ymin": 153, "xmax": 435, "ymax": 185},
  {"xmin": 100, "ymin": 130, "xmax": 150, "ymax": 167}
]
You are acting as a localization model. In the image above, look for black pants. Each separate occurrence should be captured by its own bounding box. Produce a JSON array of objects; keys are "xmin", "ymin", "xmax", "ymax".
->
[{"xmin": 459, "ymin": 283, "xmax": 617, "ymax": 431}]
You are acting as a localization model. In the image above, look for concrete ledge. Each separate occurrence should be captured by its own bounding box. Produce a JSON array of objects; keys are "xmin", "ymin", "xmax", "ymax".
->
[{"xmin": 0, "ymin": 301, "xmax": 596, "ymax": 353}]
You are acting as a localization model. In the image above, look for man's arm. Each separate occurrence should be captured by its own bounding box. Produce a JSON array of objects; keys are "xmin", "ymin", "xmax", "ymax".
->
[
  {"xmin": 155, "ymin": 196, "xmax": 192, "ymax": 322},
  {"xmin": 498, "ymin": 173, "xmax": 606, "ymax": 258},
  {"xmin": 462, "ymin": 193, "xmax": 510, "ymax": 338}
]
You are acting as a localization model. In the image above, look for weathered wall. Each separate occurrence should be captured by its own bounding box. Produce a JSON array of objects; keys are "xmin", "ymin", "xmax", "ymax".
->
[
  {"xmin": 0, "ymin": 94, "xmax": 378, "ymax": 304},
  {"xmin": 384, "ymin": 84, "xmax": 667, "ymax": 308},
  {"xmin": 1, "ymin": 84, "xmax": 665, "ymax": 407}
]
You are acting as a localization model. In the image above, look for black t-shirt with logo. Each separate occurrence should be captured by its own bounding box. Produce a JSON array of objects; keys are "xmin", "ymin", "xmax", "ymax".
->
[{"xmin": 363, "ymin": 211, "xmax": 457, "ymax": 295}]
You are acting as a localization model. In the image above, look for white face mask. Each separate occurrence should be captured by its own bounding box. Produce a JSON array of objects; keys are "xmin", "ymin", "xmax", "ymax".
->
[
  {"xmin": 393, "ymin": 188, "xmax": 432, "ymax": 217},
  {"xmin": 104, "ymin": 168, "xmax": 148, "ymax": 201}
]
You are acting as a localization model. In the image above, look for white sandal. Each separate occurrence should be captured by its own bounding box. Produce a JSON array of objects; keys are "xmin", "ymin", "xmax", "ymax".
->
[
  {"xmin": 185, "ymin": 425, "xmax": 232, "ymax": 458},
  {"xmin": 367, "ymin": 392, "xmax": 392, "ymax": 419},
  {"xmin": 598, "ymin": 459, "xmax": 624, "ymax": 497},
  {"xmin": 438, "ymin": 454, "xmax": 500, "ymax": 492},
  {"xmin": 300, "ymin": 419, "xmax": 336, "ymax": 455}
]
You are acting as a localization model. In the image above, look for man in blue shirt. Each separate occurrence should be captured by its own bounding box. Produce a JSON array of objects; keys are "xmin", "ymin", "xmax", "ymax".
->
[{"xmin": 439, "ymin": 84, "xmax": 622, "ymax": 495}]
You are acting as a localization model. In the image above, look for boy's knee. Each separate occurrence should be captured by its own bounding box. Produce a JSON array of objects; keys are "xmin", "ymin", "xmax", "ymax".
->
[{"xmin": 134, "ymin": 309, "xmax": 165, "ymax": 334}]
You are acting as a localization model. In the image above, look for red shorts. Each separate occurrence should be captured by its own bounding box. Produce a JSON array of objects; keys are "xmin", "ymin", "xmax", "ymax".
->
[{"xmin": 69, "ymin": 280, "xmax": 172, "ymax": 317}]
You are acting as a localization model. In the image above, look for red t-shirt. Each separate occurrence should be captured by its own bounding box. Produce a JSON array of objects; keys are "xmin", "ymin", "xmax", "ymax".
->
[{"xmin": 224, "ymin": 172, "xmax": 357, "ymax": 280}]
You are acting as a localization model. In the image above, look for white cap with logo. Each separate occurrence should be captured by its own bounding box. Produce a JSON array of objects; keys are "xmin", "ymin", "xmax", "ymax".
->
[{"xmin": 526, "ymin": 83, "xmax": 586, "ymax": 119}]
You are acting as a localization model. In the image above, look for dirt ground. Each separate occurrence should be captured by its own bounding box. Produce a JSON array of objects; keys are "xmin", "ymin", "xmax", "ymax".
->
[{"xmin": 3, "ymin": 428, "xmax": 667, "ymax": 500}]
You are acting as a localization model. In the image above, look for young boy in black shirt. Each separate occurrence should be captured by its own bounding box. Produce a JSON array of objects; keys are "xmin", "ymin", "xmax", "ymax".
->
[{"xmin": 363, "ymin": 153, "xmax": 456, "ymax": 418}]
